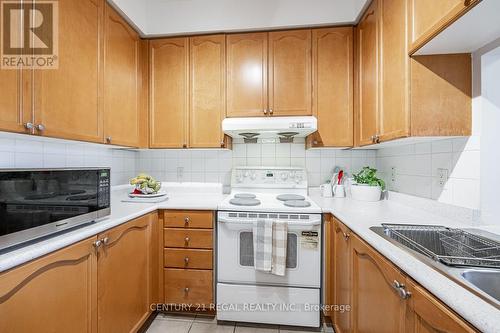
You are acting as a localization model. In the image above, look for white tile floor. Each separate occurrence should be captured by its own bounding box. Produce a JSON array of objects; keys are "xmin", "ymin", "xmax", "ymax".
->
[{"xmin": 145, "ymin": 313, "xmax": 333, "ymax": 333}]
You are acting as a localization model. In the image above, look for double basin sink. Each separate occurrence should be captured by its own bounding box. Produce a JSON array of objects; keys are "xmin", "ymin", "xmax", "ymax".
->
[{"xmin": 370, "ymin": 224, "xmax": 500, "ymax": 308}]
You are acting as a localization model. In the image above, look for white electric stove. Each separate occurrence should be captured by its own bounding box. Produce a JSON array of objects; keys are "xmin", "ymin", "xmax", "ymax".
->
[{"xmin": 216, "ymin": 167, "xmax": 322, "ymax": 328}]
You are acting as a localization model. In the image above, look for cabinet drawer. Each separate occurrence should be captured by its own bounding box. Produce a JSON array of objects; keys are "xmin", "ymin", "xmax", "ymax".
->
[
  {"xmin": 164, "ymin": 269, "xmax": 213, "ymax": 305},
  {"xmin": 164, "ymin": 249, "xmax": 213, "ymax": 269},
  {"xmin": 164, "ymin": 228, "xmax": 213, "ymax": 249},
  {"xmin": 164, "ymin": 210, "xmax": 213, "ymax": 229}
]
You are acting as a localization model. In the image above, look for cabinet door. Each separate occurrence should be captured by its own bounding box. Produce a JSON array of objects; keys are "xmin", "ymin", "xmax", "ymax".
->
[
  {"xmin": 0, "ymin": 237, "xmax": 97, "ymax": 333},
  {"xmin": 150, "ymin": 38, "xmax": 188, "ymax": 148},
  {"xmin": 268, "ymin": 29, "xmax": 312, "ymax": 116},
  {"xmin": 97, "ymin": 213, "xmax": 156, "ymax": 333},
  {"xmin": 355, "ymin": 1, "xmax": 379, "ymax": 146},
  {"xmin": 332, "ymin": 218, "xmax": 352, "ymax": 333},
  {"xmin": 33, "ymin": 0, "xmax": 103, "ymax": 143},
  {"xmin": 103, "ymin": 3, "xmax": 141, "ymax": 147},
  {"xmin": 379, "ymin": 0, "xmax": 410, "ymax": 142},
  {"xmin": 405, "ymin": 279, "xmax": 477, "ymax": 333},
  {"xmin": 308, "ymin": 28, "xmax": 353, "ymax": 148},
  {"xmin": 189, "ymin": 35, "xmax": 225, "ymax": 148},
  {"xmin": 408, "ymin": 0, "xmax": 480, "ymax": 54},
  {"xmin": 0, "ymin": 69, "xmax": 28, "ymax": 134},
  {"xmin": 351, "ymin": 233, "xmax": 407, "ymax": 332},
  {"xmin": 226, "ymin": 32, "xmax": 268, "ymax": 117}
]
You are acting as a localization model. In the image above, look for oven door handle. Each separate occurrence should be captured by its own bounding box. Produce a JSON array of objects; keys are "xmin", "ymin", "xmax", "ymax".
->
[{"xmin": 218, "ymin": 218, "xmax": 321, "ymax": 227}]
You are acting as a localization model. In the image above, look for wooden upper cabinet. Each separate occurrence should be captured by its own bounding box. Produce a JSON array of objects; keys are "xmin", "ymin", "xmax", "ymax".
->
[
  {"xmin": 0, "ymin": 237, "xmax": 97, "ymax": 333},
  {"xmin": 406, "ymin": 279, "xmax": 477, "ymax": 333},
  {"xmin": 332, "ymin": 218, "xmax": 352, "ymax": 333},
  {"xmin": 226, "ymin": 32, "xmax": 268, "ymax": 117},
  {"xmin": 268, "ymin": 29, "xmax": 312, "ymax": 116},
  {"xmin": 33, "ymin": 0, "xmax": 103, "ymax": 143},
  {"xmin": 189, "ymin": 35, "xmax": 226, "ymax": 148},
  {"xmin": 351, "ymin": 233, "xmax": 407, "ymax": 333},
  {"xmin": 355, "ymin": 1, "xmax": 379, "ymax": 146},
  {"xmin": 0, "ymin": 69, "xmax": 29, "ymax": 134},
  {"xmin": 103, "ymin": 3, "xmax": 141, "ymax": 147},
  {"xmin": 97, "ymin": 213, "xmax": 157, "ymax": 333},
  {"xmin": 379, "ymin": 0, "xmax": 409, "ymax": 142},
  {"xmin": 308, "ymin": 27, "xmax": 353, "ymax": 148},
  {"xmin": 150, "ymin": 38, "xmax": 189, "ymax": 148},
  {"xmin": 408, "ymin": 0, "xmax": 481, "ymax": 54}
]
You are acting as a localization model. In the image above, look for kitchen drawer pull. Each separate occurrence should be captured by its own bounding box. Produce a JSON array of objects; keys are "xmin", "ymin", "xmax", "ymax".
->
[
  {"xmin": 184, "ymin": 257, "xmax": 189, "ymax": 264},
  {"xmin": 184, "ymin": 217, "xmax": 190, "ymax": 224},
  {"xmin": 342, "ymin": 232, "xmax": 350, "ymax": 241},
  {"xmin": 184, "ymin": 287, "xmax": 190, "ymax": 293},
  {"xmin": 392, "ymin": 280, "xmax": 411, "ymax": 300},
  {"xmin": 184, "ymin": 236, "xmax": 190, "ymax": 243}
]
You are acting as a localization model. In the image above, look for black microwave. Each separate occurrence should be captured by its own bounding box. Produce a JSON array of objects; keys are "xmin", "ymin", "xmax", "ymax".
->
[{"xmin": 0, "ymin": 168, "xmax": 111, "ymax": 252}]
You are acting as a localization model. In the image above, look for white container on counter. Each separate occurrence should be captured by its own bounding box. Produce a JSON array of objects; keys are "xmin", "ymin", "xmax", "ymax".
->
[{"xmin": 350, "ymin": 184, "xmax": 382, "ymax": 202}]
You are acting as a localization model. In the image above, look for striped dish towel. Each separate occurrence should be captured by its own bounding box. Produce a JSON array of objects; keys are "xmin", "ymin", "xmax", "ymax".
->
[
  {"xmin": 253, "ymin": 219, "xmax": 273, "ymax": 272},
  {"xmin": 271, "ymin": 221, "xmax": 288, "ymax": 276}
]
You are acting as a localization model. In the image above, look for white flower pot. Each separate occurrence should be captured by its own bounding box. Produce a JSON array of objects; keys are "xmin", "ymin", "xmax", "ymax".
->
[{"xmin": 350, "ymin": 184, "xmax": 382, "ymax": 202}]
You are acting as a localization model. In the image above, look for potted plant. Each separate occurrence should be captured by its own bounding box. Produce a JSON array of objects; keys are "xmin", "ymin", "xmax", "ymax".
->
[{"xmin": 351, "ymin": 167, "xmax": 385, "ymax": 202}]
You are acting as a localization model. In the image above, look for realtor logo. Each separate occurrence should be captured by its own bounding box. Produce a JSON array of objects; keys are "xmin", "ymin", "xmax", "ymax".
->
[{"xmin": 1, "ymin": 0, "xmax": 58, "ymax": 69}]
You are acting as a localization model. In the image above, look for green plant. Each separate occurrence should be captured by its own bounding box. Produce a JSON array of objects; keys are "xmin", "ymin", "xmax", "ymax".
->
[{"xmin": 352, "ymin": 167, "xmax": 386, "ymax": 190}]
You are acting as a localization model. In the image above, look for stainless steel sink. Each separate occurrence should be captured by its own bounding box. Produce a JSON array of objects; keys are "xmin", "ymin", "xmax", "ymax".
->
[
  {"xmin": 370, "ymin": 224, "xmax": 500, "ymax": 309},
  {"xmin": 461, "ymin": 270, "xmax": 500, "ymax": 302}
]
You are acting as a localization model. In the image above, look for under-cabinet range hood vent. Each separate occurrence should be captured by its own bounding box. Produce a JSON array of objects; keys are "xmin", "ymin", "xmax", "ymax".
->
[{"xmin": 222, "ymin": 116, "xmax": 317, "ymax": 143}]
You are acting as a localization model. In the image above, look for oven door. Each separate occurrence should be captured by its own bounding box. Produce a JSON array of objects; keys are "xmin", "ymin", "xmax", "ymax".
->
[{"xmin": 217, "ymin": 213, "xmax": 321, "ymax": 288}]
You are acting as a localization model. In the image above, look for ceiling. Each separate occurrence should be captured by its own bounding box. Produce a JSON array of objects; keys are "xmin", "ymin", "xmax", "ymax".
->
[{"xmin": 109, "ymin": 0, "xmax": 369, "ymax": 37}]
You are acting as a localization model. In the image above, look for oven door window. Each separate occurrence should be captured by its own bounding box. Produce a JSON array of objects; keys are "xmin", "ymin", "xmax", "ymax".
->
[{"xmin": 239, "ymin": 231, "xmax": 298, "ymax": 269}]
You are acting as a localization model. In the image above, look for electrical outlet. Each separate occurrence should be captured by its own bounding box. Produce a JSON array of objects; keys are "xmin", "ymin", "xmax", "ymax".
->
[
  {"xmin": 391, "ymin": 167, "xmax": 397, "ymax": 182},
  {"xmin": 177, "ymin": 167, "xmax": 184, "ymax": 182},
  {"xmin": 437, "ymin": 168, "xmax": 449, "ymax": 186}
]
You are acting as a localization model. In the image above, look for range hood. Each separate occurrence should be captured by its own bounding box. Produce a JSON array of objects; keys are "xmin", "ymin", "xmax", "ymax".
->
[{"xmin": 222, "ymin": 116, "xmax": 317, "ymax": 143}]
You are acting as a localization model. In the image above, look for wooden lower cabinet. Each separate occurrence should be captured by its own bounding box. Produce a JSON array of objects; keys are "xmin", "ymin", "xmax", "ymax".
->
[
  {"xmin": 328, "ymin": 216, "xmax": 478, "ymax": 333},
  {"xmin": 0, "ymin": 237, "xmax": 98, "ymax": 333},
  {"xmin": 162, "ymin": 210, "xmax": 214, "ymax": 310},
  {"xmin": 97, "ymin": 213, "xmax": 158, "ymax": 333}
]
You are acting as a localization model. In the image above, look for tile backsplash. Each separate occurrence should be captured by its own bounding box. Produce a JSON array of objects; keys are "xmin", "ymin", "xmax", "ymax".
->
[
  {"xmin": 136, "ymin": 138, "xmax": 377, "ymax": 188},
  {"xmin": 0, "ymin": 132, "xmax": 137, "ymax": 186},
  {"xmin": 376, "ymin": 136, "xmax": 481, "ymax": 210}
]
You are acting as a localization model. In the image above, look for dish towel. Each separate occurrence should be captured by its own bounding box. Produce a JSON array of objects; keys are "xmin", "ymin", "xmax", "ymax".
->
[
  {"xmin": 271, "ymin": 221, "xmax": 288, "ymax": 276},
  {"xmin": 253, "ymin": 219, "xmax": 273, "ymax": 272}
]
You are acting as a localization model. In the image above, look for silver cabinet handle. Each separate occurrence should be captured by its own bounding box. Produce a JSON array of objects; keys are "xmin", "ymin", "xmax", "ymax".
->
[
  {"xmin": 102, "ymin": 237, "xmax": 109, "ymax": 245},
  {"xmin": 106, "ymin": 136, "xmax": 112, "ymax": 143},
  {"xmin": 93, "ymin": 239, "xmax": 102, "ymax": 251},
  {"xmin": 36, "ymin": 124, "xmax": 45, "ymax": 132},
  {"xmin": 184, "ymin": 257, "xmax": 189, "ymax": 264},
  {"xmin": 184, "ymin": 287, "xmax": 190, "ymax": 293},
  {"xmin": 24, "ymin": 122, "xmax": 34, "ymax": 130},
  {"xmin": 269, "ymin": 109, "xmax": 273, "ymax": 115},
  {"xmin": 392, "ymin": 280, "xmax": 411, "ymax": 299},
  {"xmin": 263, "ymin": 109, "xmax": 268, "ymax": 115},
  {"xmin": 184, "ymin": 217, "xmax": 190, "ymax": 224},
  {"xmin": 184, "ymin": 236, "xmax": 190, "ymax": 243},
  {"xmin": 342, "ymin": 232, "xmax": 350, "ymax": 241},
  {"xmin": 374, "ymin": 135, "xmax": 380, "ymax": 144}
]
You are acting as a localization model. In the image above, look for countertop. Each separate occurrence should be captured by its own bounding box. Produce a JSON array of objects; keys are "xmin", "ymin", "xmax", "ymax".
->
[
  {"xmin": 0, "ymin": 184, "xmax": 498, "ymax": 332},
  {"xmin": 310, "ymin": 192, "xmax": 500, "ymax": 333}
]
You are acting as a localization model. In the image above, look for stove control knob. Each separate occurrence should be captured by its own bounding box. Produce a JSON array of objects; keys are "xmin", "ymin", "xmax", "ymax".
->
[
  {"xmin": 280, "ymin": 172, "xmax": 288, "ymax": 181},
  {"xmin": 250, "ymin": 173, "xmax": 257, "ymax": 180},
  {"xmin": 244, "ymin": 171, "xmax": 250, "ymax": 178}
]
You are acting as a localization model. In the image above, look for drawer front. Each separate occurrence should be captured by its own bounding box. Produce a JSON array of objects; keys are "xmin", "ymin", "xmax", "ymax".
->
[
  {"xmin": 164, "ymin": 249, "xmax": 213, "ymax": 269},
  {"xmin": 164, "ymin": 229, "xmax": 213, "ymax": 249},
  {"xmin": 164, "ymin": 269, "xmax": 213, "ymax": 305},
  {"xmin": 164, "ymin": 210, "xmax": 213, "ymax": 229}
]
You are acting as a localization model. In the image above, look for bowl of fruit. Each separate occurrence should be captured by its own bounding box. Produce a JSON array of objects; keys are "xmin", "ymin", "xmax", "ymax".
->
[{"xmin": 129, "ymin": 174, "xmax": 164, "ymax": 197}]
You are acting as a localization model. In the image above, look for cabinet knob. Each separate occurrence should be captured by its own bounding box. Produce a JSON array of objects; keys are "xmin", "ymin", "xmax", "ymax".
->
[
  {"xmin": 220, "ymin": 141, "xmax": 225, "ymax": 147},
  {"xmin": 184, "ymin": 236, "xmax": 190, "ymax": 243},
  {"xmin": 93, "ymin": 239, "xmax": 102, "ymax": 250},
  {"xmin": 24, "ymin": 122, "xmax": 34, "ymax": 130},
  {"xmin": 184, "ymin": 287, "xmax": 190, "ymax": 293},
  {"xmin": 375, "ymin": 135, "xmax": 380, "ymax": 144},
  {"xmin": 102, "ymin": 237, "xmax": 109, "ymax": 245},
  {"xmin": 184, "ymin": 257, "xmax": 189, "ymax": 264},
  {"xmin": 184, "ymin": 217, "xmax": 190, "ymax": 224},
  {"xmin": 183, "ymin": 143, "xmax": 187, "ymax": 148},
  {"xmin": 313, "ymin": 140, "xmax": 318, "ymax": 145},
  {"xmin": 269, "ymin": 109, "xmax": 273, "ymax": 115},
  {"xmin": 263, "ymin": 109, "xmax": 268, "ymax": 115},
  {"xmin": 106, "ymin": 136, "xmax": 112, "ymax": 143},
  {"xmin": 342, "ymin": 232, "xmax": 350, "ymax": 241},
  {"xmin": 36, "ymin": 124, "xmax": 45, "ymax": 132}
]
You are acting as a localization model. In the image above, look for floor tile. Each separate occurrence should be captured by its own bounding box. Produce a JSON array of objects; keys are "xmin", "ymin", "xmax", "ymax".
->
[
  {"xmin": 157, "ymin": 312, "xmax": 196, "ymax": 322},
  {"xmin": 234, "ymin": 324, "xmax": 279, "ymax": 333},
  {"xmin": 279, "ymin": 329, "xmax": 322, "ymax": 333},
  {"xmin": 193, "ymin": 314, "xmax": 217, "ymax": 323},
  {"xmin": 189, "ymin": 322, "xmax": 235, "ymax": 333},
  {"xmin": 146, "ymin": 319, "xmax": 192, "ymax": 333}
]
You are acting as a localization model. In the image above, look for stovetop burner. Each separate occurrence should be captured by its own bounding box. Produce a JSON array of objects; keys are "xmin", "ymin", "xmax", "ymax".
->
[
  {"xmin": 284, "ymin": 200, "xmax": 311, "ymax": 208},
  {"xmin": 229, "ymin": 198, "xmax": 261, "ymax": 206},
  {"xmin": 234, "ymin": 193, "xmax": 257, "ymax": 199},
  {"xmin": 66, "ymin": 194, "xmax": 97, "ymax": 201},
  {"xmin": 276, "ymin": 194, "xmax": 305, "ymax": 201},
  {"xmin": 58, "ymin": 190, "xmax": 86, "ymax": 196}
]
